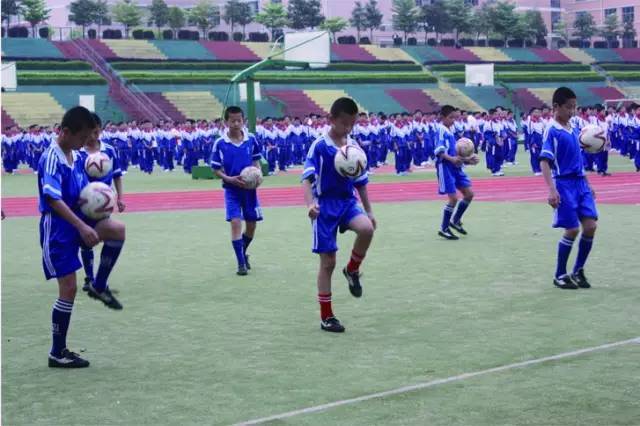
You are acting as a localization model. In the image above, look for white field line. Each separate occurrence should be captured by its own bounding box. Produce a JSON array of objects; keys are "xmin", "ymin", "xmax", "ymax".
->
[{"xmin": 235, "ymin": 337, "xmax": 640, "ymax": 425}]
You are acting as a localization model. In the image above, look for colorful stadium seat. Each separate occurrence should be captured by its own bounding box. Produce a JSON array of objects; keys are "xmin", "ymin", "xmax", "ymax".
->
[
  {"xmin": 1, "ymin": 92, "xmax": 65, "ymax": 126},
  {"xmin": 102, "ymin": 40, "xmax": 167, "ymax": 60},
  {"xmin": 163, "ymin": 91, "xmax": 224, "ymax": 120}
]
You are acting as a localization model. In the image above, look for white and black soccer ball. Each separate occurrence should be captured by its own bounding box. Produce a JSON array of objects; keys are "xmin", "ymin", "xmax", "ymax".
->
[
  {"xmin": 240, "ymin": 166, "xmax": 263, "ymax": 190},
  {"xmin": 334, "ymin": 144, "xmax": 367, "ymax": 179},
  {"xmin": 579, "ymin": 125, "xmax": 607, "ymax": 154},
  {"xmin": 455, "ymin": 137, "xmax": 475, "ymax": 158},
  {"xmin": 79, "ymin": 182, "xmax": 116, "ymax": 220},
  {"xmin": 84, "ymin": 152, "xmax": 113, "ymax": 179}
]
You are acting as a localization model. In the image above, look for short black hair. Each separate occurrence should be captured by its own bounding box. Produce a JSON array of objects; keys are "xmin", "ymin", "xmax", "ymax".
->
[
  {"xmin": 224, "ymin": 105, "xmax": 244, "ymax": 121},
  {"xmin": 330, "ymin": 97, "xmax": 358, "ymax": 118},
  {"xmin": 440, "ymin": 105, "xmax": 456, "ymax": 117},
  {"xmin": 91, "ymin": 112, "xmax": 102, "ymax": 128},
  {"xmin": 60, "ymin": 106, "xmax": 96, "ymax": 134},
  {"xmin": 552, "ymin": 87, "xmax": 577, "ymax": 108}
]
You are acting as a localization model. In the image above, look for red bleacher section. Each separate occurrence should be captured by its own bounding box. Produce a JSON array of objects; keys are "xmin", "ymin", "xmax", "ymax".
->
[
  {"xmin": 144, "ymin": 93, "xmax": 187, "ymax": 122},
  {"xmin": 498, "ymin": 88, "xmax": 544, "ymax": 112},
  {"xmin": 435, "ymin": 47, "xmax": 480, "ymax": 62},
  {"xmin": 589, "ymin": 86, "xmax": 627, "ymax": 101},
  {"xmin": 265, "ymin": 90, "xmax": 325, "ymax": 117},
  {"xmin": 331, "ymin": 44, "xmax": 378, "ymax": 61},
  {"xmin": 2, "ymin": 109, "xmax": 17, "ymax": 128},
  {"xmin": 530, "ymin": 48, "xmax": 572, "ymax": 62},
  {"xmin": 199, "ymin": 41, "xmax": 260, "ymax": 61},
  {"xmin": 613, "ymin": 48, "xmax": 640, "ymax": 62},
  {"xmin": 385, "ymin": 89, "xmax": 439, "ymax": 112}
]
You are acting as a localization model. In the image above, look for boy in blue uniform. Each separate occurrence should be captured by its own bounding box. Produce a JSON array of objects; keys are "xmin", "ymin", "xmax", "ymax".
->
[
  {"xmin": 435, "ymin": 105, "xmax": 478, "ymax": 240},
  {"xmin": 540, "ymin": 87, "xmax": 597, "ymax": 289},
  {"xmin": 302, "ymin": 97, "xmax": 376, "ymax": 333},
  {"xmin": 38, "ymin": 107, "xmax": 126, "ymax": 368},
  {"xmin": 211, "ymin": 106, "xmax": 263, "ymax": 276},
  {"xmin": 76, "ymin": 113, "xmax": 126, "ymax": 297}
]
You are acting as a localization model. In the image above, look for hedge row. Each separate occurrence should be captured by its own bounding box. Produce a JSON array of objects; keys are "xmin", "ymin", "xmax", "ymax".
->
[
  {"xmin": 16, "ymin": 60, "xmax": 92, "ymax": 70},
  {"xmin": 598, "ymin": 63, "xmax": 640, "ymax": 71},
  {"xmin": 439, "ymin": 71, "xmax": 605, "ymax": 83},
  {"xmin": 120, "ymin": 71, "xmax": 436, "ymax": 84},
  {"xmin": 17, "ymin": 71, "xmax": 106, "ymax": 85},
  {"xmin": 110, "ymin": 61, "xmax": 422, "ymax": 72},
  {"xmin": 608, "ymin": 71, "xmax": 640, "ymax": 81},
  {"xmin": 431, "ymin": 63, "xmax": 591, "ymax": 72}
]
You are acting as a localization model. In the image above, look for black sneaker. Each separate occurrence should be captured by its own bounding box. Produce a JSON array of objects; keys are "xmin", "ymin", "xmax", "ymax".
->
[
  {"xmin": 48, "ymin": 348, "xmax": 90, "ymax": 368},
  {"xmin": 449, "ymin": 222, "xmax": 467, "ymax": 235},
  {"xmin": 245, "ymin": 255, "xmax": 251, "ymax": 270},
  {"xmin": 438, "ymin": 228, "xmax": 459, "ymax": 240},
  {"xmin": 342, "ymin": 267, "xmax": 362, "ymax": 298},
  {"xmin": 82, "ymin": 277, "xmax": 93, "ymax": 292},
  {"xmin": 553, "ymin": 275, "xmax": 578, "ymax": 290},
  {"xmin": 87, "ymin": 286, "xmax": 123, "ymax": 310},
  {"xmin": 571, "ymin": 269, "xmax": 591, "ymax": 288},
  {"xmin": 320, "ymin": 316, "xmax": 345, "ymax": 333},
  {"xmin": 237, "ymin": 265, "xmax": 248, "ymax": 276}
]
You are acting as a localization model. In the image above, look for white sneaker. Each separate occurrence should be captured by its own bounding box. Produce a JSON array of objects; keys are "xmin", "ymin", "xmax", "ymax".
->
[{"xmin": 534, "ymin": 172, "xmax": 542, "ymax": 176}]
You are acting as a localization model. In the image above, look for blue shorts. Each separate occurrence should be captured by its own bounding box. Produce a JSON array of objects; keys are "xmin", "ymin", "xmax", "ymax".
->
[
  {"xmin": 312, "ymin": 197, "xmax": 364, "ymax": 253},
  {"xmin": 436, "ymin": 162, "xmax": 471, "ymax": 195},
  {"xmin": 553, "ymin": 177, "xmax": 598, "ymax": 229},
  {"xmin": 224, "ymin": 188, "xmax": 263, "ymax": 222},
  {"xmin": 40, "ymin": 213, "xmax": 81, "ymax": 280}
]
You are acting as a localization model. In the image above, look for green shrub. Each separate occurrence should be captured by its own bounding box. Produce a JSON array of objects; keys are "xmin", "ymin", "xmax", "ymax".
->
[
  {"xmin": 598, "ymin": 63, "xmax": 640, "ymax": 71},
  {"xmin": 431, "ymin": 63, "xmax": 591, "ymax": 72},
  {"xmin": 439, "ymin": 71, "xmax": 604, "ymax": 83},
  {"xmin": 17, "ymin": 71, "xmax": 106, "ymax": 85},
  {"xmin": 608, "ymin": 71, "xmax": 640, "ymax": 81},
  {"xmin": 16, "ymin": 60, "xmax": 92, "ymax": 70},
  {"xmin": 110, "ymin": 61, "xmax": 422, "ymax": 72}
]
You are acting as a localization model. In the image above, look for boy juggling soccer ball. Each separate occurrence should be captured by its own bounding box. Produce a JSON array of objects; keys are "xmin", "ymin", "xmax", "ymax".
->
[
  {"xmin": 39, "ymin": 107, "xmax": 126, "ymax": 368},
  {"xmin": 302, "ymin": 97, "xmax": 376, "ymax": 333},
  {"xmin": 540, "ymin": 87, "xmax": 597, "ymax": 289},
  {"xmin": 211, "ymin": 106, "xmax": 263, "ymax": 276},
  {"xmin": 435, "ymin": 105, "xmax": 479, "ymax": 240}
]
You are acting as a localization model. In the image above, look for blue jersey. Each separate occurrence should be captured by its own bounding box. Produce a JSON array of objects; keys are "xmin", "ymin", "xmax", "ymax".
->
[
  {"xmin": 434, "ymin": 123, "xmax": 458, "ymax": 162},
  {"xmin": 77, "ymin": 143, "xmax": 122, "ymax": 187},
  {"xmin": 540, "ymin": 120, "xmax": 585, "ymax": 179},
  {"xmin": 38, "ymin": 143, "xmax": 88, "ymax": 214},
  {"xmin": 211, "ymin": 132, "xmax": 262, "ymax": 188},
  {"xmin": 302, "ymin": 134, "xmax": 368, "ymax": 200}
]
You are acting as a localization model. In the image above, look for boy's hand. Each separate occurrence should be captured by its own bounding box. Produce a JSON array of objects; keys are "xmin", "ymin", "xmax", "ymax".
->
[
  {"xmin": 79, "ymin": 223, "xmax": 100, "ymax": 248},
  {"xmin": 463, "ymin": 154, "xmax": 479, "ymax": 165},
  {"xmin": 307, "ymin": 202, "xmax": 320, "ymax": 220},
  {"xmin": 590, "ymin": 185, "xmax": 596, "ymax": 199},
  {"xmin": 117, "ymin": 198, "xmax": 126, "ymax": 212},
  {"xmin": 226, "ymin": 176, "xmax": 246, "ymax": 188},
  {"xmin": 450, "ymin": 156, "xmax": 464, "ymax": 167},
  {"xmin": 548, "ymin": 188, "xmax": 561, "ymax": 208}
]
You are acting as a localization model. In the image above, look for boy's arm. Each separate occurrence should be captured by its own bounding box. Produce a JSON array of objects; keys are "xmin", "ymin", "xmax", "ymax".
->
[
  {"xmin": 356, "ymin": 185, "xmax": 376, "ymax": 229},
  {"xmin": 540, "ymin": 160, "xmax": 560, "ymax": 208},
  {"xmin": 47, "ymin": 198, "xmax": 99, "ymax": 247},
  {"xmin": 113, "ymin": 176, "xmax": 125, "ymax": 212},
  {"xmin": 302, "ymin": 178, "xmax": 319, "ymax": 219}
]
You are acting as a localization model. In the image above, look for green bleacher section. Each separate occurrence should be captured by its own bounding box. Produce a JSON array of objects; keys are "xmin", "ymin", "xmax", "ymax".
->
[
  {"xmin": 1, "ymin": 39, "xmax": 63, "ymax": 58},
  {"xmin": 151, "ymin": 40, "xmax": 215, "ymax": 60}
]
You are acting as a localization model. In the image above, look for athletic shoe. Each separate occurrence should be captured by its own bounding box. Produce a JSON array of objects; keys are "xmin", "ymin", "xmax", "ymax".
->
[
  {"xmin": 48, "ymin": 348, "xmax": 90, "ymax": 368},
  {"xmin": 320, "ymin": 316, "xmax": 345, "ymax": 333},
  {"xmin": 237, "ymin": 265, "xmax": 248, "ymax": 276},
  {"xmin": 534, "ymin": 172, "xmax": 542, "ymax": 176},
  {"xmin": 343, "ymin": 267, "xmax": 363, "ymax": 298},
  {"xmin": 553, "ymin": 275, "xmax": 578, "ymax": 290},
  {"xmin": 571, "ymin": 268, "xmax": 591, "ymax": 289},
  {"xmin": 449, "ymin": 222, "xmax": 467, "ymax": 235},
  {"xmin": 245, "ymin": 255, "xmax": 251, "ymax": 270},
  {"xmin": 598, "ymin": 171, "xmax": 612, "ymax": 176},
  {"xmin": 438, "ymin": 228, "xmax": 459, "ymax": 240},
  {"xmin": 82, "ymin": 277, "xmax": 93, "ymax": 292},
  {"xmin": 87, "ymin": 286, "xmax": 123, "ymax": 310}
]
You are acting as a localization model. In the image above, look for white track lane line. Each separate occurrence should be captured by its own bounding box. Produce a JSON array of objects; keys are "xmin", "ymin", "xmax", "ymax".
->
[{"xmin": 235, "ymin": 337, "xmax": 640, "ymax": 425}]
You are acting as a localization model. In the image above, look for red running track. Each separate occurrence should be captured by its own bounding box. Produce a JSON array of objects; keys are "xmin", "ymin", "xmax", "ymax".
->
[{"xmin": 2, "ymin": 173, "xmax": 639, "ymax": 218}]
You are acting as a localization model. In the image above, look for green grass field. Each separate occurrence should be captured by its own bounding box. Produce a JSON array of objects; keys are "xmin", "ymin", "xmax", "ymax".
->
[
  {"xmin": 2, "ymin": 200, "xmax": 639, "ymax": 425},
  {"xmin": 2, "ymin": 154, "xmax": 636, "ymax": 197}
]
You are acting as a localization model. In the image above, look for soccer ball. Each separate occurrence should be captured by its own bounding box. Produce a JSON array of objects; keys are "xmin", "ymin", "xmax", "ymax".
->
[
  {"xmin": 456, "ymin": 137, "xmax": 475, "ymax": 158},
  {"xmin": 580, "ymin": 125, "xmax": 606, "ymax": 154},
  {"xmin": 85, "ymin": 152, "xmax": 113, "ymax": 179},
  {"xmin": 240, "ymin": 166, "xmax": 263, "ymax": 189},
  {"xmin": 79, "ymin": 182, "xmax": 116, "ymax": 220},
  {"xmin": 334, "ymin": 144, "xmax": 367, "ymax": 179}
]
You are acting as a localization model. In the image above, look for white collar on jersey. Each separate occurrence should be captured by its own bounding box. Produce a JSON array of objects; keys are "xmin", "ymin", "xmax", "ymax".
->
[
  {"xmin": 52, "ymin": 142, "xmax": 77, "ymax": 168},
  {"xmin": 221, "ymin": 129, "xmax": 251, "ymax": 146},
  {"xmin": 549, "ymin": 118, "xmax": 573, "ymax": 133}
]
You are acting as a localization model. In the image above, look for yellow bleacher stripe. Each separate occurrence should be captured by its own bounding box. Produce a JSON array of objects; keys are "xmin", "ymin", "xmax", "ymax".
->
[
  {"xmin": 2, "ymin": 93, "xmax": 65, "ymax": 127},
  {"xmin": 163, "ymin": 91, "xmax": 223, "ymax": 120},
  {"xmin": 241, "ymin": 42, "xmax": 283, "ymax": 60},
  {"xmin": 103, "ymin": 40, "xmax": 167, "ymax": 60},
  {"xmin": 361, "ymin": 45, "xmax": 417, "ymax": 63},
  {"xmin": 467, "ymin": 47, "xmax": 511, "ymax": 62},
  {"xmin": 303, "ymin": 90, "xmax": 366, "ymax": 114},
  {"xmin": 529, "ymin": 88, "xmax": 555, "ymax": 106},
  {"xmin": 559, "ymin": 48, "xmax": 595, "ymax": 65}
]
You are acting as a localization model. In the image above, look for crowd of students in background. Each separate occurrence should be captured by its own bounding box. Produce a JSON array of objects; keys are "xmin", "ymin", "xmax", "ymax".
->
[{"xmin": 3, "ymin": 103, "xmax": 640, "ymax": 176}]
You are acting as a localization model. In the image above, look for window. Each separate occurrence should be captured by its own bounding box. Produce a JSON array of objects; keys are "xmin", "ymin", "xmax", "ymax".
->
[
  {"xmin": 622, "ymin": 6, "xmax": 634, "ymax": 23},
  {"xmin": 550, "ymin": 0, "xmax": 560, "ymax": 8},
  {"xmin": 604, "ymin": 8, "xmax": 616, "ymax": 17}
]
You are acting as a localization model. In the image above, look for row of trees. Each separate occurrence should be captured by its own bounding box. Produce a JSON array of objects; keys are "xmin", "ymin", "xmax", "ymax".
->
[
  {"xmin": 2, "ymin": 0, "xmax": 50, "ymax": 38},
  {"xmin": 567, "ymin": 12, "xmax": 636, "ymax": 48}
]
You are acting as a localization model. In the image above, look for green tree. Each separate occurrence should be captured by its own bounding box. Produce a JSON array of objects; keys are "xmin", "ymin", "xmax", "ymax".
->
[
  {"xmin": 167, "ymin": 6, "xmax": 185, "ymax": 38},
  {"xmin": 93, "ymin": 0, "xmax": 111, "ymax": 38},
  {"xmin": 288, "ymin": 0, "xmax": 324, "ymax": 30},
  {"xmin": 554, "ymin": 18, "xmax": 569, "ymax": 44},
  {"xmin": 350, "ymin": 1, "xmax": 367, "ymax": 42},
  {"xmin": 364, "ymin": 0, "xmax": 383, "ymax": 41},
  {"xmin": 488, "ymin": 1, "xmax": 518, "ymax": 44},
  {"xmin": 21, "ymin": 0, "xmax": 51, "ymax": 38},
  {"xmin": 600, "ymin": 13, "xmax": 621, "ymax": 48},
  {"xmin": 189, "ymin": 0, "xmax": 220, "ymax": 38},
  {"xmin": 572, "ymin": 12, "xmax": 596, "ymax": 45},
  {"xmin": 444, "ymin": 0, "xmax": 470, "ymax": 43},
  {"xmin": 392, "ymin": 0, "xmax": 418, "ymax": 44},
  {"xmin": 149, "ymin": 0, "xmax": 169, "ymax": 36},
  {"xmin": 419, "ymin": 1, "xmax": 450, "ymax": 43},
  {"xmin": 224, "ymin": 0, "xmax": 253, "ymax": 36},
  {"xmin": 112, "ymin": 0, "xmax": 141, "ymax": 38},
  {"xmin": 2, "ymin": 0, "xmax": 23, "ymax": 37},
  {"xmin": 621, "ymin": 19, "xmax": 637, "ymax": 48},
  {"xmin": 69, "ymin": 0, "xmax": 96, "ymax": 38},
  {"xmin": 255, "ymin": 1, "xmax": 289, "ymax": 40},
  {"xmin": 523, "ymin": 10, "xmax": 546, "ymax": 41},
  {"xmin": 468, "ymin": 4, "xmax": 491, "ymax": 43},
  {"xmin": 320, "ymin": 17, "xmax": 348, "ymax": 43}
]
